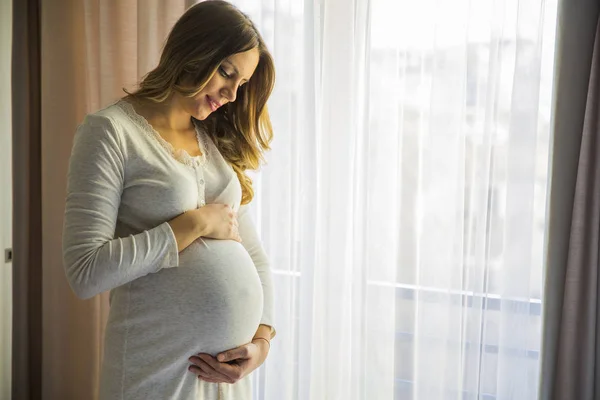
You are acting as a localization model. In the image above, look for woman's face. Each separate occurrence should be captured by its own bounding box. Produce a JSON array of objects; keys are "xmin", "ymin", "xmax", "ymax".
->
[{"xmin": 186, "ymin": 47, "xmax": 260, "ymax": 120}]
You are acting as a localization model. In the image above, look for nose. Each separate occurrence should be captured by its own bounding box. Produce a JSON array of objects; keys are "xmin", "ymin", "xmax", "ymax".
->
[{"xmin": 221, "ymin": 83, "xmax": 238, "ymax": 103}]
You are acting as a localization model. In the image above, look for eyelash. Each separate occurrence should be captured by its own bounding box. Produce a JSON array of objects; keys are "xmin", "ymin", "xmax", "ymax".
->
[
  {"xmin": 218, "ymin": 67, "xmax": 231, "ymax": 79},
  {"xmin": 219, "ymin": 66, "xmax": 246, "ymax": 89}
]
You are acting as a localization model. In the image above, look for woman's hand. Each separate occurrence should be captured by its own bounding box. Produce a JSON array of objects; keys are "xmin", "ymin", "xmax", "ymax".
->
[
  {"xmin": 188, "ymin": 339, "xmax": 270, "ymax": 384},
  {"xmin": 167, "ymin": 204, "xmax": 240, "ymax": 252},
  {"xmin": 196, "ymin": 204, "xmax": 241, "ymax": 242}
]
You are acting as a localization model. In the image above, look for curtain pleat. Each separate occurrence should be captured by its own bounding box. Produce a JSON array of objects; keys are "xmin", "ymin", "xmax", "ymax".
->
[
  {"xmin": 36, "ymin": 1, "xmax": 559, "ymax": 398},
  {"xmin": 12, "ymin": 0, "xmax": 42, "ymax": 398}
]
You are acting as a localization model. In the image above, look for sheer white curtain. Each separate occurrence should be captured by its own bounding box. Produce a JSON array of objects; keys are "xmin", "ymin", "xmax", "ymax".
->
[
  {"xmin": 0, "ymin": 0, "xmax": 12, "ymax": 398},
  {"xmin": 43, "ymin": 0, "xmax": 558, "ymax": 398},
  {"xmin": 234, "ymin": 0, "xmax": 558, "ymax": 399}
]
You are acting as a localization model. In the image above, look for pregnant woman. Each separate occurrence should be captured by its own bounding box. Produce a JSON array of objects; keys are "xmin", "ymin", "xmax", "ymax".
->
[{"xmin": 61, "ymin": 2, "xmax": 276, "ymax": 399}]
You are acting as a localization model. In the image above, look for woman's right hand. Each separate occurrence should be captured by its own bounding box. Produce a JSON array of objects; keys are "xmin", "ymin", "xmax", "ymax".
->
[
  {"xmin": 167, "ymin": 204, "xmax": 241, "ymax": 252},
  {"xmin": 195, "ymin": 204, "xmax": 241, "ymax": 242}
]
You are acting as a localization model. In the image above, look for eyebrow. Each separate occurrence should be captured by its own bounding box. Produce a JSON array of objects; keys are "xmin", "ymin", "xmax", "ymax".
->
[{"xmin": 224, "ymin": 60, "xmax": 248, "ymax": 82}]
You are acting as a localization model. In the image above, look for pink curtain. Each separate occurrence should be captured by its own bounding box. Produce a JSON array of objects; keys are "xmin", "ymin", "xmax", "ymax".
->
[{"xmin": 40, "ymin": 1, "xmax": 192, "ymax": 397}]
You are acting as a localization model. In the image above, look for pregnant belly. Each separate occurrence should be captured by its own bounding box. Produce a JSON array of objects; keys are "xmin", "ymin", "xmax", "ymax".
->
[{"xmin": 119, "ymin": 238, "xmax": 264, "ymax": 358}]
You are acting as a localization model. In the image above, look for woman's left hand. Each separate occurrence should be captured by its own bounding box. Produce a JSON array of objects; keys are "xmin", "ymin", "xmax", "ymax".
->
[{"xmin": 188, "ymin": 339, "xmax": 270, "ymax": 384}]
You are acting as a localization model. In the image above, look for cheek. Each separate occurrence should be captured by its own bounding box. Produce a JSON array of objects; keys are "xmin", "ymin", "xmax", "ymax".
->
[
  {"xmin": 192, "ymin": 94, "xmax": 205, "ymax": 108},
  {"xmin": 188, "ymin": 93, "xmax": 213, "ymax": 120},
  {"xmin": 189, "ymin": 90, "xmax": 208, "ymax": 107},
  {"xmin": 202, "ymin": 76, "xmax": 221, "ymax": 93}
]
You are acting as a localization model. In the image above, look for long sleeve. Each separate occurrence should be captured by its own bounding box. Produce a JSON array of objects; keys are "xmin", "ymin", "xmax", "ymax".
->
[
  {"xmin": 62, "ymin": 115, "xmax": 179, "ymax": 300},
  {"xmin": 237, "ymin": 204, "xmax": 276, "ymax": 336}
]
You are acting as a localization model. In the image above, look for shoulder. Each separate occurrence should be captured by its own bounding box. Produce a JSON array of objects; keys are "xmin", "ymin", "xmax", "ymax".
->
[
  {"xmin": 73, "ymin": 102, "xmax": 136, "ymax": 159},
  {"xmin": 79, "ymin": 101, "xmax": 131, "ymax": 132},
  {"xmin": 76, "ymin": 101, "xmax": 139, "ymax": 146}
]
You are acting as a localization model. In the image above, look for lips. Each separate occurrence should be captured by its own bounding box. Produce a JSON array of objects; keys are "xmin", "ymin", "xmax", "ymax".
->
[{"xmin": 206, "ymin": 95, "xmax": 221, "ymax": 112}]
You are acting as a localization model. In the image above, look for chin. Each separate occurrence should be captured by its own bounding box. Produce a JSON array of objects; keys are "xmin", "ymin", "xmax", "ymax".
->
[{"xmin": 194, "ymin": 107, "xmax": 211, "ymax": 121}]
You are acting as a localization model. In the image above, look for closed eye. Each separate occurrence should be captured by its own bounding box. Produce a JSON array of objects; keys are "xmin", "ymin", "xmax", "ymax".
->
[
  {"xmin": 218, "ymin": 66, "xmax": 231, "ymax": 79},
  {"xmin": 219, "ymin": 65, "xmax": 247, "ymax": 90}
]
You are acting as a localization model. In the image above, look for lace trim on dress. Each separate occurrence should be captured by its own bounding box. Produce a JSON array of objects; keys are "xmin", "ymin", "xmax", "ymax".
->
[{"xmin": 117, "ymin": 100, "xmax": 210, "ymax": 168}]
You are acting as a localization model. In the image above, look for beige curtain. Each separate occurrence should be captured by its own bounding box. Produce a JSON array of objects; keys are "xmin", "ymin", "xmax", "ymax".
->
[
  {"xmin": 41, "ymin": 1, "xmax": 194, "ymax": 398},
  {"xmin": 1, "ymin": 0, "xmax": 13, "ymax": 398},
  {"xmin": 540, "ymin": 0, "xmax": 600, "ymax": 399},
  {"xmin": 12, "ymin": 0, "xmax": 42, "ymax": 398}
]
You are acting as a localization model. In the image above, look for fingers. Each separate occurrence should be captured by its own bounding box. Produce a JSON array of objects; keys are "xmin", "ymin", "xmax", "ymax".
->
[
  {"xmin": 202, "ymin": 203, "xmax": 241, "ymax": 241},
  {"xmin": 218, "ymin": 345, "xmax": 250, "ymax": 363},
  {"xmin": 233, "ymin": 227, "xmax": 242, "ymax": 243},
  {"xmin": 225, "ymin": 206, "xmax": 240, "ymax": 239},
  {"xmin": 196, "ymin": 375, "xmax": 222, "ymax": 384},
  {"xmin": 188, "ymin": 365, "xmax": 227, "ymax": 384},
  {"xmin": 229, "ymin": 220, "xmax": 242, "ymax": 242},
  {"xmin": 189, "ymin": 356, "xmax": 234, "ymax": 384},
  {"xmin": 196, "ymin": 354, "xmax": 243, "ymax": 382}
]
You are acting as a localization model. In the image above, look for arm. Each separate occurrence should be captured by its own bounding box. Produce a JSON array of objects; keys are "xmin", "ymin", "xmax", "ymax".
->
[
  {"xmin": 237, "ymin": 204, "xmax": 276, "ymax": 339},
  {"xmin": 62, "ymin": 115, "xmax": 182, "ymax": 300},
  {"xmin": 188, "ymin": 203, "xmax": 276, "ymax": 382}
]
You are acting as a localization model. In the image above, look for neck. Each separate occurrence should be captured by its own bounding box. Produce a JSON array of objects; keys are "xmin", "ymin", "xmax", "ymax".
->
[{"xmin": 130, "ymin": 93, "xmax": 193, "ymax": 133}]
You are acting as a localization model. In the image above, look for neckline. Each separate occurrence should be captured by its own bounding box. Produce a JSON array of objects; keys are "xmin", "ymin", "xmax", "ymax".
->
[{"xmin": 117, "ymin": 99, "xmax": 209, "ymax": 168}]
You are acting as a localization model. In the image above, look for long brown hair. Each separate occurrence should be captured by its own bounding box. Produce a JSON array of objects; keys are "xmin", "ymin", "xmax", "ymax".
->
[{"xmin": 126, "ymin": 0, "xmax": 275, "ymax": 204}]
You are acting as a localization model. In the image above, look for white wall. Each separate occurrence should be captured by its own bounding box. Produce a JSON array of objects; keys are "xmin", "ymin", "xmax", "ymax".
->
[{"xmin": 0, "ymin": 0, "xmax": 13, "ymax": 397}]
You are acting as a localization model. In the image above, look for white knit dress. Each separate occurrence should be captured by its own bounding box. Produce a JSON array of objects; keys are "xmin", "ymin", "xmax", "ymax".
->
[{"xmin": 62, "ymin": 100, "xmax": 275, "ymax": 400}]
